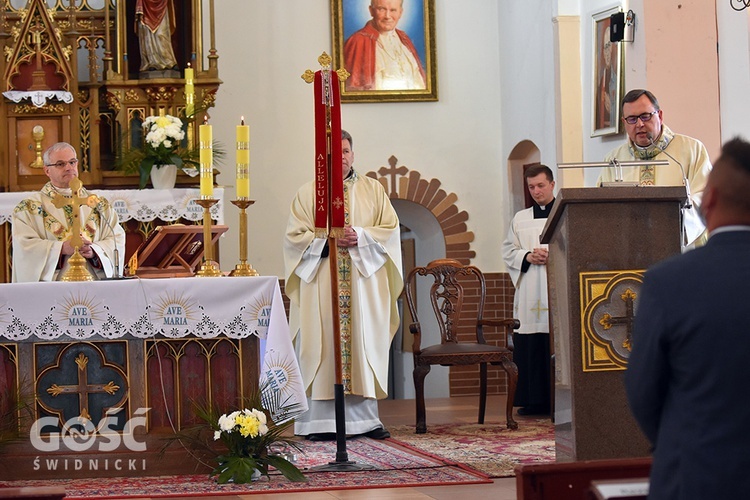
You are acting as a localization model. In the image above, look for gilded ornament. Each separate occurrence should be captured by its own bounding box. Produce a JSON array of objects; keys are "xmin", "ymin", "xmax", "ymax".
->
[
  {"xmin": 301, "ymin": 69, "xmax": 314, "ymax": 83},
  {"xmin": 202, "ymin": 89, "xmax": 217, "ymax": 108},
  {"xmin": 318, "ymin": 52, "xmax": 332, "ymax": 68},
  {"xmin": 125, "ymin": 89, "xmax": 140, "ymax": 102},
  {"xmin": 75, "ymin": 353, "xmax": 89, "ymax": 370},
  {"xmin": 336, "ymin": 68, "xmax": 351, "ymax": 81},
  {"xmin": 105, "ymin": 92, "xmax": 121, "ymax": 113},
  {"xmin": 14, "ymin": 104, "xmax": 65, "ymax": 114}
]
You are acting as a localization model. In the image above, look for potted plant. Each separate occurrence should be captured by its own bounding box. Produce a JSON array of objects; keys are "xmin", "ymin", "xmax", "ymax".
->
[
  {"xmin": 117, "ymin": 114, "xmax": 199, "ymax": 189},
  {"xmin": 165, "ymin": 382, "xmax": 306, "ymax": 484}
]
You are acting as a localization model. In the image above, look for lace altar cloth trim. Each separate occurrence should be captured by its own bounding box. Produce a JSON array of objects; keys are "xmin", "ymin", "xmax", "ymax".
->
[
  {"xmin": 0, "ymin": 188, "xmax": 224, "ymax": 225},
  {"xmin": 0, "ymin": 275, "xmax": 279, "ymax": 341},
  {"xmin": 3, "ymin": 90, "xmax": 74, "ymax": 107}
]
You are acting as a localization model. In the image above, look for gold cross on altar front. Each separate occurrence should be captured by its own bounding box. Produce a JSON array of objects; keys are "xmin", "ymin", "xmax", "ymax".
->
[
  {"xmin": 46, "ymin": 352, "xmax": 120, "ymax": 421},
  {"xmin": 52, "ymin": 178, "xmax": 99, "ymax": 251}
]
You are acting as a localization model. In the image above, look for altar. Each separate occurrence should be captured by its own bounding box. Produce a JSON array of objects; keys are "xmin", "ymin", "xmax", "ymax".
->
[
  {"xmin": 0, "ymin": 188, "xmax": 225, "ymax": 282},
  {"xmin": 0, "ymin": 275, "xmax": 305, "ymax": 480}
]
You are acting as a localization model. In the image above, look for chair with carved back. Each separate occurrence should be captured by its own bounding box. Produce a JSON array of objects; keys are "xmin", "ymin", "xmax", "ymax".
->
[{"xmin": 404, "ymin": 258, "xmax": 519, "ymax": 434}]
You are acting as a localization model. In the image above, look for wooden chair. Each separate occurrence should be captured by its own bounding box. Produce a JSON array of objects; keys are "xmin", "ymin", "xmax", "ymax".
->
[{"xmin": 404, "ymin": 258, "xmax": 519, "ymax": 434}]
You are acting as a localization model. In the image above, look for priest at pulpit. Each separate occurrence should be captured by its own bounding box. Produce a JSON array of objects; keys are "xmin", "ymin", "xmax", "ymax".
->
[{"xmin": 11, "ymin": 142, "xmax": 125, "ymax": 282}]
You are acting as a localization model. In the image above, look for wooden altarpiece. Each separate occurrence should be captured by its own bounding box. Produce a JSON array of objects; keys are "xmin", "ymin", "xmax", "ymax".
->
[
  {"xmin": 0, "ymin": 0, "xmax": 222, "ymax": 192},
  {"xmin": 0, "ymin": 0, "xmax": 223, "ymax": 280}
]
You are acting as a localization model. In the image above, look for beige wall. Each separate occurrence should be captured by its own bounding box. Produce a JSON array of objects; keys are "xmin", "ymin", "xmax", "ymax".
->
[{"xmin": 644, "ymin": 0, "xmax": 721, "ymax": 159}]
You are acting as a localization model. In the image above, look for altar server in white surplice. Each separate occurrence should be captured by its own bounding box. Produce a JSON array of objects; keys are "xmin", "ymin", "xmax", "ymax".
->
[
  {"xmin": 502, "ymin": 164, "xmax": 555, "ymax": 416},
  {"xmin": 11, "ymin": 142, "xmax": 125, "ymax": 283},
  {"xmin": 284, "ymin": 130, "xmax": 403, "ymax": 441}
]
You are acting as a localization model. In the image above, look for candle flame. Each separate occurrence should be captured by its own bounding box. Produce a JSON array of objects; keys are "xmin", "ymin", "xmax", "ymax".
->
[
  {"xmin": 241, "ymin": 116, "xmax": 245, "ymax": 126},
  {"xmin": 187, "ymin": 62, "xmax": 191, "ymax": 68},
  {"xmin": 203, "ymin": 115, "xmax": 208, "ymax": 125}
]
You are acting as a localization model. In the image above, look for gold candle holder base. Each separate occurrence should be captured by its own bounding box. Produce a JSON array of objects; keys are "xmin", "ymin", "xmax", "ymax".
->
[
  {"xmin": 61, "ymin": 248, "xmax": 94, "ymax": 282},
  {"xmin": 229, "ymin": 263, "xmax": 259, "ymax": 277},
  {"xmin": 229, "ymin": 198, "xmax": 259, "ymax": 277},
  {"xmin": 194, "ymin": 198, "xmax": 223, "ymax": 278}
]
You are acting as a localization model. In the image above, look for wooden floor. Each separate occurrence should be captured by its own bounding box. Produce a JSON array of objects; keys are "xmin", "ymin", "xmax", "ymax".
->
[{"xmin": 168, "ymin": 395, "xmax": 519, "ymax": 499}]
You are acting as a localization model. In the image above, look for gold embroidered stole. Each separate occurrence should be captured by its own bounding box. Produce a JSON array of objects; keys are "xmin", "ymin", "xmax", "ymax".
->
[{"xmin": 337, "ymin": 174, "xmax": 355, "ymax": 393}]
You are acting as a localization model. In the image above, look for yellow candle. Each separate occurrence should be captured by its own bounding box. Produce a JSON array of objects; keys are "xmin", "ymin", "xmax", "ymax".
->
[
  {"xmin": 199, "ymin": 118, "xmax": 213, "ymax": 198},
  {"xmin": 185, "ymin": 64, "xmax": 194, "ymax": 117},
  {"xmin": 236, "ymin": 117, "xmax": 250, "ymax": 199}
]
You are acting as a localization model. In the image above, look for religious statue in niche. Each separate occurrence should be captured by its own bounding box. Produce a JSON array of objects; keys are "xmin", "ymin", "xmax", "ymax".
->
[{"xmin": 135, "ymin": 0, "xmax": 179, "ymax": 75}]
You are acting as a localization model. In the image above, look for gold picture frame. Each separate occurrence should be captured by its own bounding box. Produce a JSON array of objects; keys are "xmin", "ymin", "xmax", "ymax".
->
[
  {"xmin": 331, "ymin": 0, "xmax": 438, "ymax": 103},
  {"xmin": 591, "ymin": 6, "xmax": 623, "ymax": 137}
]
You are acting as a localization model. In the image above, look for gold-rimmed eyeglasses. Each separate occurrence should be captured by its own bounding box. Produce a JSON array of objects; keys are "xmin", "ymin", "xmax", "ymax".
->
[{"xmin": 45, "ymin": 159, "xmax": 79, "ymax": 169}]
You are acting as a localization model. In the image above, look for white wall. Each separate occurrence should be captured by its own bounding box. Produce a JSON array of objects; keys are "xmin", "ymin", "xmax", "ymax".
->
[{"xmin": 208, "ymin": 0, "xmax": 508, "ymax": 277}]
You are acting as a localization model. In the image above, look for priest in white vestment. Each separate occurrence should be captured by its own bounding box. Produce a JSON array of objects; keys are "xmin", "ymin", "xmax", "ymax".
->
[
  {"xmin": 284, "ymin": 130, "xmax": 403, "ymax": 440},
  {"xmin": 501, "ymin": 164, "xmax": 555, "ymax": 416},
  {"xmin": 11, "ymin": 142, "xmax": 125, "ymax": 283},
  {"xmin": 597, "ymin": 89, "xmax": 712, "ymax": 248}
]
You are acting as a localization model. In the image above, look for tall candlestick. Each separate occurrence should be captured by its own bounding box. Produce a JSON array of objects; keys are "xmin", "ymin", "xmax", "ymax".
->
[
  {"xmin": 236, "ymin": 117, "xmax": 250, "ymax": 199},
  {"xmin": 185, "ymin": 64, "xmax": 195, "ymax": 118},
  {"xmin": 199, "ymin": 117, "xmax": 213, "ymax": 198}
]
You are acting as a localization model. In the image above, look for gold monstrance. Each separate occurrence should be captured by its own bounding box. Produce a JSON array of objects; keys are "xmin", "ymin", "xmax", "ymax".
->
[{"xmin": 53, "ymin": 178, "xmax": 98, "ymax": 282}]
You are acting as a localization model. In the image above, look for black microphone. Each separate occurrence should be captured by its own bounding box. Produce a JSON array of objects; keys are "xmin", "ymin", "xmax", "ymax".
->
[{"xmin": 646, "ymin": 133, "xmax": 693, "ymax": 209}]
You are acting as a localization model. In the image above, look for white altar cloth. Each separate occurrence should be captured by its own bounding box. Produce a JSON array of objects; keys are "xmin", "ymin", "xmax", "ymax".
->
[
  {"xmin": 0, "ymin": 275, "xmax": 307, "ymax": 415},
  {"xmin": 0, "ymin": 187, "xmax": 224, "ymax": 226}
]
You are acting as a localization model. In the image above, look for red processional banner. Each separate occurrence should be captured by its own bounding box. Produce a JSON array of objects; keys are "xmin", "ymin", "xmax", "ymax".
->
[{"xmin": 313, "ymin": 70, "xmax": 344, "ymax": 239}]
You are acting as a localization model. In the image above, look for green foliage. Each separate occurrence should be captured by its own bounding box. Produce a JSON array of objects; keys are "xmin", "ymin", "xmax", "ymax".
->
[
  {"xmin": 165, "ymin": 381, "xmax": 306, "ymax": 484},
  {"xmin": 115, "ymin": 105, "xmax": 224, "ymax": 189}
]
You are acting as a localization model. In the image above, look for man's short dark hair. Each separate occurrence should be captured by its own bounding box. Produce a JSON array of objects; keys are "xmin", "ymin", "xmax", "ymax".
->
[
  {"xmin": 524, "ymin": 164, "xmax": 554, "ymax": 182},
  {"xmin": 621, "ymin": 89, "xmax": 660, "ymax": 115},
  {"xmin": 720, "ymin": 137, "xmax": 750, "ymax": 177}
]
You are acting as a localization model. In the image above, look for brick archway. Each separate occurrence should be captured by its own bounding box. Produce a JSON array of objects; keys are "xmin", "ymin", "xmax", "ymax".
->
[{"xmin": 366, "ymin": 155, "xmax": 475, "ymax": 264}]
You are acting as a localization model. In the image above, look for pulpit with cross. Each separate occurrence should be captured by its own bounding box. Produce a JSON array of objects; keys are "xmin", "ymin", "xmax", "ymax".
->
[
  {"xmin": 51, "ymin": 177, "xmax": 100, "ymax": 281},
  {"xmin": 539, "ymin": 185, "xmax": 688, "ymax": 461}
]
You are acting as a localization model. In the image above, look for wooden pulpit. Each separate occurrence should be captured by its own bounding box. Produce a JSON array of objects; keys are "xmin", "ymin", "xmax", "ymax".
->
[{"xmin": 540, "ymin": 186, "xmax": 688, "ymax": 461}]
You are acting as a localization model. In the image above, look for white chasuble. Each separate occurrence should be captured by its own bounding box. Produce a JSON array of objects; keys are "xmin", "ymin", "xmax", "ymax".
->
[
  {"xmin": 11, "ymin": 182, "xmax": 126, "ymax": 283},
  {"xmin": 284, "ymin": 170, "xmax": 403, "ymax": 401},
  {"xmin": 502, "ymin": 207, "xmax": 549, "ymax": 334}
]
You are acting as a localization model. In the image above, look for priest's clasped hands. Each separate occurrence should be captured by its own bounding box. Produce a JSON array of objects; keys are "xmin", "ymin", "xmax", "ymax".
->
[
  {"xmin": 526, "ymin": 247, "xmax": 548, "ymax": 266},
  {"xmin": 336, "ymin": 226, "xmax": 359, "ymax": 247},
  {"xmin": 62, "ymin": 238, "xmax": 95, "ymax": 259}
]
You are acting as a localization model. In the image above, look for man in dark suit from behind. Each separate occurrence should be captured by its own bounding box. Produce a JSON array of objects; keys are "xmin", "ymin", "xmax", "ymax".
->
[{"xmin": 625, "ymin": 137, "xmax": 750, "ymax": 499}]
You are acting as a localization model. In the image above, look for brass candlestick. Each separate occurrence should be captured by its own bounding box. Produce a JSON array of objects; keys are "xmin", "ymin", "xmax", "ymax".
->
[
  {"xmin": 229, "ymin": 198, "xmax": 259, "ymax": 277},
  {"xmin": 194, "ymin": 198, "xmax": 223, "ymax": 277}
]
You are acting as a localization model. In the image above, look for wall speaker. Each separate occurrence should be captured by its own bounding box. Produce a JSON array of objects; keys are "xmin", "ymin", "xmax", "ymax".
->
[{"xmin": 610, "ymin": 12, "xmax": 625, "ymax": 42}]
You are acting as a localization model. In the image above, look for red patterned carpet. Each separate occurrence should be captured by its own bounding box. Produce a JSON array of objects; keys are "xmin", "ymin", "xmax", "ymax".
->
[
  {"xmin": 0, "ymin": 437, "xmax": 490, "ymax": 498},
  {"xmin": 388, "ymin": 416, "xmax": 556, "ymax": 477}
]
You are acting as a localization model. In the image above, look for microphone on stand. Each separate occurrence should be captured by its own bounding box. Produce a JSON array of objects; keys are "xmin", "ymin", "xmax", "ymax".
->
[
  {"xmin": 95, "ymin": 205, "xmax": 129, "ymax": 280},
  {"xmin": 647, "ymin": 133, "xmax": 692, "ymax": 209}
]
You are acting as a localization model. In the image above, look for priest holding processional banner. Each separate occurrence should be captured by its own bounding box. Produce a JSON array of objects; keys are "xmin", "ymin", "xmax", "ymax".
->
[{"xmin": 285, "ymin": 54, "xmax": 403, "ymax": 451}]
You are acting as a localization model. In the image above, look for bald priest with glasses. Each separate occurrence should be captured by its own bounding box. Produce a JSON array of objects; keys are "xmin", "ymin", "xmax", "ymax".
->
[
  {"xmin": 11, "ymin": 142, "xmax": 125, "ymax": 282},
  {"xmin": 598, "ymin": 89, "xmax": 712, "ymax": 247}
]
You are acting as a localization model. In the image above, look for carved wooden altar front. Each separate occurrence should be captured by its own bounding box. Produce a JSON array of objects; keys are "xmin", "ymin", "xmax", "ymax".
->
[{"xmin": 0, "ymin": 0, "xmax": 222, "ymax": 193}]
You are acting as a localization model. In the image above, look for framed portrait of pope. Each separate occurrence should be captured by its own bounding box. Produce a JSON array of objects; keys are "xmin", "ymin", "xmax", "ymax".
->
[{"xmin": 331, "ymin": 0, "xmax": 438, "ymax": 103}]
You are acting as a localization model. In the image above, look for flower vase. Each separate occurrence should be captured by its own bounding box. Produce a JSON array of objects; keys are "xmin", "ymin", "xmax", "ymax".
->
[{"xmin": 150, "ymin": 164, "xmax": 177, "ymax": 189}]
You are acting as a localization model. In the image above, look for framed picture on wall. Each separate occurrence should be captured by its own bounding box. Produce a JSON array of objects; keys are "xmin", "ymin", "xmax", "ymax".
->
[
  {"xmin": 591, "ymin": 6, "xmax": 623, "ymax": 137},
  {"xmin": 331, "ymin": 0, "xmax": 437, "ymax": 103}
]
